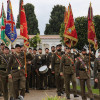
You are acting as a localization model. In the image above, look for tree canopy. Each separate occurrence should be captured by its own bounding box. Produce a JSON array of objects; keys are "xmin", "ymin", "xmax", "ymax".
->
[
  {"xmin": 16, "ymin": 3, "xmax": 40, "ymax": 35},
  {"xmin": 44, "ymin": 5, "xmax": 65, "ymax": 35}
]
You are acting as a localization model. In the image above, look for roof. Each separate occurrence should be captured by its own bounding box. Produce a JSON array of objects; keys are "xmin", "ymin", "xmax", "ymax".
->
[{"xmin": 0, "ymin": 29, "xmax": 60, "ymax": 39}]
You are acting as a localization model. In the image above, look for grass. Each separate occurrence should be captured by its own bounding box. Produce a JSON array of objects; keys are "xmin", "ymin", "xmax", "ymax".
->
[
  {"xmin": 70, "ymin": 85, "xmax": 100, "ymax": 95},
  {"xmin": 43, "ymin": 96, "xmax": 66, "ymax": 100}
]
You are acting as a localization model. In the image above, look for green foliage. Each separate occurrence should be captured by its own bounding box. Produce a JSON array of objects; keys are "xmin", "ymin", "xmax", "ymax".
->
[
  {"xmin": 43, "ymin": 96, "xmax": 65, "ymax": 100},
  {"xmin": 16, "ymin": 3, "xmax": 40, "ymax": 35},
  {"xmin": 29, "ymin": 33, "xmax": 41, "ymax": 48},
  {"xmin": 44, "ymin": 5, "xmax": 65, "ymax": 35},
  {"xmin": 93, "ymin": 15, "xmax": 100, "ymax": 48},
  {"xmin": 59, "ymin": 22, "xmax": 65, "ymax": 45},
  {"xmin": 59, "ymin": 15, "xmax": 100, "ymax": 50},
  {"xmin": 75, "ymin": 16, "xmax": 88, "ymax": 50}
]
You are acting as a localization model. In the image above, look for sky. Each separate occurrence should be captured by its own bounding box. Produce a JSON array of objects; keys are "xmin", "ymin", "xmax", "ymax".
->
[{"xmin": 0, "ymin": 0, "xmax": 100, "ymax": 35}]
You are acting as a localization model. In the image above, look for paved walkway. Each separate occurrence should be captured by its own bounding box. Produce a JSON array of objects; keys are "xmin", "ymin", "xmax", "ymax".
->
[{"xmin": 0, "ymin": 89, "xmax": 90, "ymax": 100}]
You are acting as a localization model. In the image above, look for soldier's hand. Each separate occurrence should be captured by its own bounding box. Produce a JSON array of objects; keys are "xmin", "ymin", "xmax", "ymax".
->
[
  {"xmin": 28, "ymin": 61, "xmax": 31, "ymax": 64},
  {"xmin": 8, "ymin": 74, "xmax": 12, "ymax": 79},
  {"xmin": 52, "ymin": 71, "xmax": 55, "ymax": 74},
  {"xmin": 76, "ymin": 77, "xmax": 80, "ymax": 79},
  {"xmin": 60, "ymin": 72, "xmax": 63, "ymax": 76},
  {"xmin": 95, "ymin": 79, "xmax": 98, "ymax": 83}
]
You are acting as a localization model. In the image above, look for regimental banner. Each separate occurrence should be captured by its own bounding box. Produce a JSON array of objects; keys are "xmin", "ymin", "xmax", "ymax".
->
[
  {"xmin": 20, "ymin": 0, "xmax": 29, "ymax": 48},
  {"xmin": 5, "ymin": 0, "xmax": 17, "ymax": 43},
  {"xmin": 1, "ymin": 3, "xmax": 10, "ymax": 46},
  {"xmin": 88, "ymin": 3, "xmax": 98, "ymax": 50},
  {"xmin": 64, "ymin": 4, "xmax": 78, "ymax": 48}
]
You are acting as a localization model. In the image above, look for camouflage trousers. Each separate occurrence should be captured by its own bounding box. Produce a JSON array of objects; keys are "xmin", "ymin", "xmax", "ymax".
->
[
  {"xmin": 11, "ymin": 70, "xmax": 26, "ymax": 99},
  {"xmin": 64, "ymin": 73, "xmax": 77, "ymax": 97},
  {"xmin": 80, "ymin": 78, "xmax": 93, "ymax": 100},
  {"xmin": 0, "ymin": 70, "xmax": 8, "ymax": 100}
]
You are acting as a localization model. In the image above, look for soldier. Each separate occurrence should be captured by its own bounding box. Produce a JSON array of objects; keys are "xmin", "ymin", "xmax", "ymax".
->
[
  {"xmin": 60, "ymin": 47, "xmax": 79, "ymax": 99},
  {"xmin": 26, "ymin": 48, "xmax": 33, "ymax": 93},
  {"xmin": 47, "ymin": 46, "xmax": 56, "ymax": 88},
  {"xmin": 0, "ymin": 46, "xmax": 10, "ymax": 100},
  {"xmin": 51, "ymin": 45, "xmax": 64, "ymax": 96},
  {"xmin": 75, "ymin": 48, "xmax": 94, "ymax": 100},
  {"xmin": 8, "ymin": 44, "xmax": 26, "ymax": 99},
  {"xmin": 0, "ymin": 43, "xmax": 5, "ymax": 54},
  {"xmin": 34, "ymin": 48, "xmax": 46, "ymax": 90},
  {"xmin": 31, "ymin": 48, "xmax": 37, "ymax": 89},
  {"xmin": 94, "ymin": 49, "xmax": 100, "ymax": 92}
]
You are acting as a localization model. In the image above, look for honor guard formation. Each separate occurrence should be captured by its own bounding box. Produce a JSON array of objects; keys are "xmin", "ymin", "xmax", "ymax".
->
[{"xmin": 0, "ymin": 43, "xmax": 100, "ymax": 100}]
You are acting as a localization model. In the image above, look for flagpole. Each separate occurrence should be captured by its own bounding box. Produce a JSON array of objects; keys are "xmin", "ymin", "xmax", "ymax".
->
[
  {"xmin": 24, "ymin": 48, "xmax": 27, "ymax": 77},
  {"xmin": 89, "ymin": 43, "xmax": 91, "ymax": 73}
]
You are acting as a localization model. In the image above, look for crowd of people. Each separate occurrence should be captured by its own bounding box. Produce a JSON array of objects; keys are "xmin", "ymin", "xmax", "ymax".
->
[{"xmin": 0, "ymin": 43, "xmax": 100, "ymax": 100}]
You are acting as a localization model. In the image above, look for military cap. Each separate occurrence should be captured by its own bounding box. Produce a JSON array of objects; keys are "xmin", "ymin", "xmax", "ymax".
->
[
  {"xmin": 58, "ymin": 44, "xmax": 62, "ymax": 47},
  {"xmin": 1, "ymin": 43, "xmax": 5, "ymax": 46},
  {"xmin": 51, "ymin": 46, "xmax": 55, "ymax": 48},
  {"xmin": 15, "ymin": 44, "xmax": 21, "ymax": 48},
  {"xmin": 4, "ymin": 46, "xmax": 9, "ymax": 50},
  {"xmin": 33, "ymin": 48, "xmax": 37, "ymax": 51},
  {"xmin": 38, "ymin": 48, "xmax": 42, "ymax": 50}
]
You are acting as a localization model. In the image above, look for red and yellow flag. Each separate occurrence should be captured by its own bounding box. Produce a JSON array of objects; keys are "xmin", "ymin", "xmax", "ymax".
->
[
  {"xmin": 88, "ymin": 3, "xmax": 98, "ymax": 50},
  {"xmin": 64, "ymin": 4, "xmax": 78, "ymax": 48},
  {"xmin": 20, "ymin": 0, "xmax": 29, "ymax": 48}
]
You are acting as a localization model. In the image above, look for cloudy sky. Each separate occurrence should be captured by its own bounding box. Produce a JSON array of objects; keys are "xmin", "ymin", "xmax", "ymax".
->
[{"xmin": 0, "ymin": 0, "xmax": 100, "ymax": 35}]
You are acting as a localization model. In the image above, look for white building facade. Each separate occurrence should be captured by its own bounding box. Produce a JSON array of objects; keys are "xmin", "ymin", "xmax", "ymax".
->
[{"xmin": 0, "ymin": 29, "xmax": 63, "ymax": 53}]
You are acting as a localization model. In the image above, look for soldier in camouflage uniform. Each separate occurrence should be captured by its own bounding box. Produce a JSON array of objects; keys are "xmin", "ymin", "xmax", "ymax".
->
[
  {"xmin": 47, "ymin": 46, "xmax": 56, "ymax": 88},
  {"xmin": 8, "ymin": 44, "xmax": 26, "ymax": 99},
  {"xmin": 31, "ymin": 48, "xmax": 37, "ymax": 89},
  {"xmin": 51, "ymin": 45, "xmax": 64, "ymax": 96},
  {"xmin": 75, "ymin": 48, "xmax": 94, "ymax": 100},
  {"xmin": 94, "ymin": 49, "xmax": 100, "ymax": 91},
  {"xmin": 26, "ymin": 48, "xmax": 33, "ymax": 93},
  {"xmin": 0, "ymin": 46, "xmax": 10, "ymax": 100},
  {"xmin": 60, "ymin": 47, "xmax": 78, "ymax": 99},
  {"xmin": 34, "ymin": 48, "xmax": 46, "ymax": 90}
]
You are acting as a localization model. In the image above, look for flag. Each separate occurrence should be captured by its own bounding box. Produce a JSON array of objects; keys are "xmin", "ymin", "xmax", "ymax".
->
[
  {"xmin": 88, "ymin": 3, "xmax": 98, "ymax": 50},
  {"xmin": 5, "ymin": 0, "xmax": 17, "ymax": 43},
  {"xmin": 20, "ymin": 0, "xmax": 29, "ymax": 48},
  {"xmin": 64, "ymin": 4, "xmax": 78, "ymax": 48},
  {"xmin": 1, "ymin": 3, "xmax": 10, "ymax": 46}
]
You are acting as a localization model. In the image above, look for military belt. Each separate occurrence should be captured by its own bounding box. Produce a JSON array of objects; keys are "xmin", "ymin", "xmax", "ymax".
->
[
  {"xmin": 0, "ymin": 68, "xmax": 7, "ymax": 71},
  {"xmin": 79, "ymin": 69, "xmax": 85, "ymax": 71},
  {"xmin": 12, "ymin": 67, "xmax": 24, "ymax": 70}
]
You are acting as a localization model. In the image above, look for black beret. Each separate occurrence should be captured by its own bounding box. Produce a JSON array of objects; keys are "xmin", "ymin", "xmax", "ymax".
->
[
  {"xmin": 51, "ymin": 46, "xmax": 55, "ymax": 48},
  {"xmin": 1, "ymin": 43, "xmax": 5, "ymax": 46},
  {"xmin": 58, "ymin": 44, "xmax": 62, "ymax": 47},
  {"xmin": 4, "ymin": 46, "xmax": 9, "ymax": 50},
  {"xmin": 15, "ymin": 44, "xmax": 21, "ymax": 48},
  {"xmin": 38, "ymin": 48, "xmax": 42, "ymax": 50},
  {"xmin": 33, "ymin": 48, "xmax": 37, "ymax": 51}
]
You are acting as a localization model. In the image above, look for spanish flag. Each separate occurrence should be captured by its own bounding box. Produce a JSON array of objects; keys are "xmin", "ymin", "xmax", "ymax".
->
[
  {"xmin": 88, "ymin": 3, "xmax": 98, "ymax": 50},
  {"xmin": 20, "ymin": 0, "xmax": 29, "ymax": 48},
  {"xmin": 64, "ymin": 4, "xmax": 78, "ymax": 48}
]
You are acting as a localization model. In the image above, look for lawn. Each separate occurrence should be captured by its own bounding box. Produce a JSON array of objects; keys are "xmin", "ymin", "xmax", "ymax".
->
[{"xmin": 71, "ymin": 85, "xmax": 100, "ymax": 95}]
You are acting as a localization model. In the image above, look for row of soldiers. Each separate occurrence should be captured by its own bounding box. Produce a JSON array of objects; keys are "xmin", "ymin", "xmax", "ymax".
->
[{"xmin": 0, "ymin": 43, "xmax": 100, "ymax": 100}]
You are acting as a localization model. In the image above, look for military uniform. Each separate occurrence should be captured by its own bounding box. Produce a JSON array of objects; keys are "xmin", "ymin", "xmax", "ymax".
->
[
  {"xmin": 51, "ymin": 51, "xmax": 64, "ymax": 95},
  {"xmin": 94, "ymin": 55, "xmax": 100, "ymax": 89},
  {"xmin": 31, "ymin": 53, "xmax": 37, "ymax": 89},
  {"xmin": 60, "ymin": 53, "xmax": 78, "ymax": 98},
  {"xmin": 76, "ymin": 54, "xmax": 94, "ymax": 100},
  {"xmin": 47, "ymin": 52, "xmax": 56, "ymax": 88},
  {"xmin": 26, "ymin": 52, "xmax": 33, "ymax": 92},
  {"xmin": 0, "ymin": 53, "xmax": 10, "ymax": 100},
  {"xmin": 8, "ymin": 52, "xmax": 26, "ymax": 99},
  {"xmin": 34, "ymin": 54, "xmax": 46, "ymax": 89}
]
